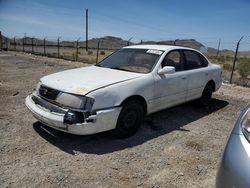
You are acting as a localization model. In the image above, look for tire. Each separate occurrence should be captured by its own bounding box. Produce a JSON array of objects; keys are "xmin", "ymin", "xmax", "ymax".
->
[
  {"xmin": 115, "ymin": 101, "xmax": 144, "ymax": 138},
  {"xmin": 200, "ymin": 83, "xmax": 213, "ymax": 106}
]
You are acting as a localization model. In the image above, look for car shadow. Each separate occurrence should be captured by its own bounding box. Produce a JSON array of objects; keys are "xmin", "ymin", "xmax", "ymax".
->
[{"xmin": 33, "ymin": 98, "xmax": 228, "ymax": 155}]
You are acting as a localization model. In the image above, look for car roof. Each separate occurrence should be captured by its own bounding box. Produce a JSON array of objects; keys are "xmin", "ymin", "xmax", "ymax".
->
[{"xmin": 124, "ymin": 44, "xmax": 197, "ymax": 52}]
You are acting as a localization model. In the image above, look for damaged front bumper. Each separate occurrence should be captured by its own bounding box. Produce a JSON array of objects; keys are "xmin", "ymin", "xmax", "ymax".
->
[{"xmin": 25, "ymin": 94, "xmax": 121, "ymax": 135}]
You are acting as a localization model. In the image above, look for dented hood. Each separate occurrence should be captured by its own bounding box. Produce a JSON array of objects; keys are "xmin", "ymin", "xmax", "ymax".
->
[{"xmin": 40, "ymin": 66, "xmax": 143, "ymax": 95}]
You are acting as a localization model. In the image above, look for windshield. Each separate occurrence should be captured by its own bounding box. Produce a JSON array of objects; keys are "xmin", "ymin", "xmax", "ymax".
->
[{"xmin": 96, "ymin": 48, "xmax": 163, "ymax": 73}]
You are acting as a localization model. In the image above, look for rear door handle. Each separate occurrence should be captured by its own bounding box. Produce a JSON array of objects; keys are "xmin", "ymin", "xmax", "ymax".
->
[
  {"xmin": 205, "ymin": 72, "xmax": 209, "ymax": 76},
  {"xmin": 181, "ymin": 76, "xmax": 187, "ymax": 80}
]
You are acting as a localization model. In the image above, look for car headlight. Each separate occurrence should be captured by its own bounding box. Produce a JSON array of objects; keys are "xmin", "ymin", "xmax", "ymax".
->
[
  {"xmin": 55, "ymin": 92, "xmax": 95, "ymax": 111},
  {"xmin": 241, "ymin": 108, "xmax": 250, "ymax": 142},
  {"xmin": 36, "ymin": 81, "xmax": 42, "ymax": 94}
]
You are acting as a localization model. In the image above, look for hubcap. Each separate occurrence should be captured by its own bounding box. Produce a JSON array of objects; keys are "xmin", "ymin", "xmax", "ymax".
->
[{"xmin": 122, "ymin": 110, "xmax": 137, "ymax": 129}]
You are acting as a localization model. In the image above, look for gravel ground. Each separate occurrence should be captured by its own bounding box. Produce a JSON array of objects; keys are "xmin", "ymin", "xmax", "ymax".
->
[{"xmin": 0, "ymin": 51, "xmax": 250, "ymax": 188}]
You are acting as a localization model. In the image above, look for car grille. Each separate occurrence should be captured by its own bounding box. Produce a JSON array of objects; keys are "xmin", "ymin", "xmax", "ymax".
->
[
  {"xmin": 32, "ymin": 95, "xmax": 66, "ymax": 114},
  {"xmin": 38, "ymin": 85, "xmax": 60, "ymax": 101}
]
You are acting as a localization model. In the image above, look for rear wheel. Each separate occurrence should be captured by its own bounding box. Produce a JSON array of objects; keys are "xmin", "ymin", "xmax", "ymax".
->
[
  {"xmin": 115, "ymin": 101, "xmax": 143, "ymax": 138},
  {"xmin": 200, "ymin": 83, "xmax": 213, "ymax": 105}
]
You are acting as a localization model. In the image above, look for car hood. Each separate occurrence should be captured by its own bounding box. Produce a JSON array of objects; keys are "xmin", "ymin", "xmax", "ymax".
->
[{"xmin": 40, "ymin": 66, "xmax": 143, "ymax": 95}]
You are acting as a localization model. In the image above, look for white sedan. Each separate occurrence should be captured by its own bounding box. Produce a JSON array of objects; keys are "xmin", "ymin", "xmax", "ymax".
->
[{"xmin": 25, "ymin": 45, "xmax": 222, "ymax": 138}]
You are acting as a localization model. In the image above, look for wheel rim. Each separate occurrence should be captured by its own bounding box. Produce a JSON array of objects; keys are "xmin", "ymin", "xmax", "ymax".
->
[
  {"xmin": 203, "ymin": 86, "xmax": 212, "ymax": 102},
  {"xmin": 121, "ymin": 109, "xmax": 138, "ymax": 129}
]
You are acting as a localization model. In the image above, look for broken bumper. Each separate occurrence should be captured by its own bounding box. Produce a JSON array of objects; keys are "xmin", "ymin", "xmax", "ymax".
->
[{"xmin": 25, "ymin": 95, "xmax": 121, "ymax": 135}]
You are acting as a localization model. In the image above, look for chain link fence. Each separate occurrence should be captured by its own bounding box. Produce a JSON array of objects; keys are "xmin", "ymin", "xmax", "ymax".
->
[{"xmin": 1, "ymin": 33, "xmax": 250, "ymax": 87}]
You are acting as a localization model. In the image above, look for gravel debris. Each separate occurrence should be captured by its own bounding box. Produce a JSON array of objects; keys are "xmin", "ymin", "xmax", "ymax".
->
[{"xmin": 0, "ymin": 51, "xmax": 250, "ymax": 188}]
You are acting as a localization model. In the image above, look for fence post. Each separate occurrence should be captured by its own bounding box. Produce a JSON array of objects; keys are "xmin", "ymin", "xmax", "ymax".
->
[
  {"xmin": 127, "ymin": 37, "xmax": 133, "ymax": 46},
  {"xmin": 140, "ymin": 40, "xmax": 143, "ymax": 44},
  {"xmin": 31, "ymin": 37, "xmax": 34, "ymax": 53},
  {"xmin": 57, "ymin": 37, "xmax": 60, "ymax": 58},
  {"xmin": 230, "ymin": 36, "xmax": 244, "ymax": 84},
  {"xmin": 0, "ymin": 31, "xmax": 2, "ymax": 51},
  {"xmin": 76, "ymin": 38, "xmax": 80, "ymax": 61},
  {"xmin": 43, "ymin": 37, "xmax": 46, "ymax": 56},
  {"xmin": 216, "ymin": 38, "xmax": 221, "ymax": 57},
  {"xmin": 96, "ymin": 40, "xmax": 100, "ymax": 64},
  {"xmin": 22, "ymin": 37, "xmax": 25, "ymax": 52},
  {"xmin": 5, "ymin": 37, "xmax": 8, "ymax": 51},
  {"xmin": 14, "ymin": 37, "xmax": 16, "ymax": 51},
  {"xmin": 174, "ymin": 39, "xmax": 179, "ymax": 45}
]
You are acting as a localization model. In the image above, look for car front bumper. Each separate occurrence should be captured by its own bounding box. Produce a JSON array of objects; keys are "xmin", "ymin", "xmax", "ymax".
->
[
  {"xmin": 25, "ymin": 94, "xmax": 121, "ymax": 135},
  {"xmin": 216, "ymin": 133, "xmax": 250, "ymax": 188}
]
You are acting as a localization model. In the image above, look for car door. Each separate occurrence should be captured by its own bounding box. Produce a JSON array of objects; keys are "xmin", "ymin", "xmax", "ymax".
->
[
  {"xmin": 182, "ymin": 50, "xmax": 209, "ymax": 101},
  {"xmin": 152, "ymin": 50, "xmax": 188, "ymax": 112}
]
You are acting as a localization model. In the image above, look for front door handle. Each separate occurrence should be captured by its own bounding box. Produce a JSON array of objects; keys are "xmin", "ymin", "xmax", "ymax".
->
[{"xmin": 181, "ymin": 76, "xmax": 187, "ymax": 80}]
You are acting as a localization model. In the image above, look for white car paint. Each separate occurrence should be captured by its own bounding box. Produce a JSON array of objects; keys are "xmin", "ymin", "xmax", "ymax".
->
[
  {"xmin": 25, "ymin": 45, "xmax": 222, "ymax": 135},
  {"xmin": 40, "ymin": 66, "xmax": 144, "ymax": 95}
]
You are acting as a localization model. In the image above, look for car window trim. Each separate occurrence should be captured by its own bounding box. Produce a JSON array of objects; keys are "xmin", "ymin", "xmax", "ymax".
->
[
  {"xmin": 161, "ymin": 49, "xmax": 184, "ymax": 72},
  {"xmin": 182, "ymin": 49, "xmax": 206, "ymax": 70}
]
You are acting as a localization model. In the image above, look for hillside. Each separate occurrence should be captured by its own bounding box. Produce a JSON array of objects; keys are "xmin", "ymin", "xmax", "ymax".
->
[
  {"xmin": 142, "ymin": 39, "xmax": 204, "ymax": 50},
  {"xmin": 1, "ymin": 34, "xmax": 250, "ymax": 56}
]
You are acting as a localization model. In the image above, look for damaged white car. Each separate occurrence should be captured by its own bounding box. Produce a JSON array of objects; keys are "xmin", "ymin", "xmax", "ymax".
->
[{"xmin": 26, "ymin": 45, "xmax": 222, "ymax": 138}]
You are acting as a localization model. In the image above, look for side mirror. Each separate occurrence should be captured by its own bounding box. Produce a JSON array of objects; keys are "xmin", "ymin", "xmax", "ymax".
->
[{"xmin": 158, "ymin": 66, "xmax": 175, "ymax": 75}]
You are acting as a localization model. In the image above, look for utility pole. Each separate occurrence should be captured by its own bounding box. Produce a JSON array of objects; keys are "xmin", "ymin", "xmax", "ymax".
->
[
  {"xmin": 86, "ymin": 9, "xmax": 88, "ymax": 51},
  {"xmin": 216, "ymin": 38, "xmax": 221, "ymax": 57},
  {"xmin": 230, "ymin": 36, "xmax": 244, "ymax": 84}
]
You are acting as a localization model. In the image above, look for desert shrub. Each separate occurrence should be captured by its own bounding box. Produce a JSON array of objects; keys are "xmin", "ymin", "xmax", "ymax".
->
[
  {"xmin": 217, "ymin": 55, "xmax": 225, "ymax": 63},
  {"xmin": 100, "ymin": 51, "xmax": 105, "ymax": 55},
  {"xmin": 88, "ymin": 51, "xmax": 93, "ymax": 55},
  {"xmin": 225, "ymin": 55, "xmax": 232, "ymax": 61},
  {"xmin": 223, "ymin": 63, "xmax": 232, "ymax": 71},
  {"xmin": 238, "ymin": 61, "xmax": 250, "ymax": 78},
  {"xmin": 72, "ymin": 52, "xmax": 76, "ymax": 58},
  {"xmin": 79, "ymin": 57, "xmax": 95, "ymax": 64}
]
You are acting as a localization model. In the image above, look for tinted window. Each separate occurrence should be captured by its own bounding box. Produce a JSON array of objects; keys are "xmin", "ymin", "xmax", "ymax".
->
[
  {"xmin": 183, "ymin": 50, "xmax": 205, "ymax": 70},
  {"xmin": 162, "ymin": 50, "xmax": 183, "ymax": 71},
  {"xmin": 199, "ymin": 53, "xmax": 209, "ymax": 67}
]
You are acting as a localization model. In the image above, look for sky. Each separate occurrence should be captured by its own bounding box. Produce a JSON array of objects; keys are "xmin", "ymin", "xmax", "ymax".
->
[{"xmin": 0, "ymin": 0, "xmax": 250, "ymax": 50}]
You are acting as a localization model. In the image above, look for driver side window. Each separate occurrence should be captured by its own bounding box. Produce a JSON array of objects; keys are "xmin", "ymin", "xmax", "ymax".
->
[{"xmin": 162, "ymin": 50, "xmax": 183, "ymax": 71}]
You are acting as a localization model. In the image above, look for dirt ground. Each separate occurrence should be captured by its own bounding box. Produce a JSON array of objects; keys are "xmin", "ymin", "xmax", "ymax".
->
[{"xmin": 0, "ymin": 51, "xmax": 250, "ymax": 188}]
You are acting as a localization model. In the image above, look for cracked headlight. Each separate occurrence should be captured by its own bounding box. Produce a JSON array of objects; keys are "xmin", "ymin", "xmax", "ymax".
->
[
  {"xmin": 36, "ymin": 81, "xmax": 42, "ymax": 94},
  {"xmin": 242, "ymin": 107, "xmax": 250, "ymax": 142},
  {"xmin": 56, "ymin": 92, "xmax": 94, "ymax": 110}
]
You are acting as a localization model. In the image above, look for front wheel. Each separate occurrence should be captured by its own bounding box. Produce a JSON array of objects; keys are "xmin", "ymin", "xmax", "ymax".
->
[
  {"xmin": 115, "ymin": 101, "xmax": 143, "ymax": 138},
  {"xmin": 200, "ymin": 83, "xmax": 213, "ymax": 106}
]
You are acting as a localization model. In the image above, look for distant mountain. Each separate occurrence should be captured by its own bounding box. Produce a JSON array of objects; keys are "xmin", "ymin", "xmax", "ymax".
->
[
  {"xmin": 1, "ymin": 34, "xmax": 250, "ymax": 56},
  {"xmin": 84, "ymin": 36, "xmax": 134, "ymax": 49},
  {"xmin": 142, "ymin": 39, "xmax": 204, "ymax": 50}
]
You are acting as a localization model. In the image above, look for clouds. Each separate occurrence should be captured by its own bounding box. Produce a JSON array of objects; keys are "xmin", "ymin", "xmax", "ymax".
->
[{"xmin": 0, "ymin": 0, "xmax": 249, "ymax": 50}]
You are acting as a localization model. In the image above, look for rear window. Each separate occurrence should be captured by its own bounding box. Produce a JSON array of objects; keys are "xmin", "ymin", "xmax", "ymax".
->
[{"xmin": 183, "ymin": 50, "xmax": 207, "ymax": 70}]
